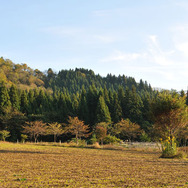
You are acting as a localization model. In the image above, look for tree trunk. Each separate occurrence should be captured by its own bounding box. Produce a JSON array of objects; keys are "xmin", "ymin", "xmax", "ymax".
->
[
  {"xmin": 76, "ymin": 134, "xmax": 78, "ymax": 145},
  {"xmin": 54, "ymin": 134, "xmax": 56, "ymax": 142}
]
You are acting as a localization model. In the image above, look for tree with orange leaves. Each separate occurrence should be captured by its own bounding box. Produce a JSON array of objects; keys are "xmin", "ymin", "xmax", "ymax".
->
[
  {"xmin": 66, "ymin": 116, "xmax": 90, "ymax": 144},
  {"xmin": 23, "ymin": 121, "xmax": 47, "ymax": 143}
]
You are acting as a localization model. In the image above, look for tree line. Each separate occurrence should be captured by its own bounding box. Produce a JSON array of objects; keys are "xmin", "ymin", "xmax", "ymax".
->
[{"xmin": 0, "ymin": 57, "xmax": 187, "ymax": 146}]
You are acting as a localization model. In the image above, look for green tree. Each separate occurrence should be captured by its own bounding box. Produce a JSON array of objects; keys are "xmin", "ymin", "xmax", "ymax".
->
[
  {"xmin": 128, "ymin": 86, "xmax": 143, "ymax": 123},
  {"xmin": 0, "ymin": 82, "xmax": 11, "ymax": 114},
  {"xmin": 0, "ymin": 109, "xmax": 26, "ymax": 141},
  {"xmin": 96, "ymin": 96, "xmax": 111, "ymax": 123},
  {"xmin": 111, "ymin": 92, "xmax": 122, "ymax": 123},
  {"xmin": 87, "ymin": 84, "xmax": 98, "ymax": 125},
  {"xmin": 72, "ymin": 94, "xmax": 79, "ymax": 116},
  {"xmin": 9, "ymin": 84, "xmax": 20, "ymax": 110},
  {"xmin": 114, "ymin": 119, "xmax": 141, "ymax": 142},
  {"xmin": 152, "ymin": 92, "xmax": 188, "ymax": 140},
  {"xmin": 0, "ymin": 130, "xmax": 10, "ymax": 141},
  {"xmin": 78, "ymin": 87, "xmax": 89, "ymax": 124},
  {"xmin": 20, "ymin": 90, "xmax": 29, "ymax": 114}
]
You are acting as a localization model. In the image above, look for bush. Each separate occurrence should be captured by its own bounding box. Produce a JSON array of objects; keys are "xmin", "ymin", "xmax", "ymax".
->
[
  {"xmin": 21, "ymin": 134, "xmax": 28, "ymax": 143},
  {"xmin": 103, "ymin": 135, "xmax": 122, "ymax": 144},
  {"xmin": 140, "ymin": 131, "xmax": 151, "ymax": 142},
  {"xmin": 160, "ymin": 137, "xmax": 177, "ymax": 158},
  {"xmin": 0, "ymin": 130, "xmax": 10, "ymax": 141},
  {"xmin": 70, "ymin": 138, "xmax": 87, "ymax": 147},
  {"xmin": 89, "ymin": 134, "xmax": 97, "ymax": 144}
]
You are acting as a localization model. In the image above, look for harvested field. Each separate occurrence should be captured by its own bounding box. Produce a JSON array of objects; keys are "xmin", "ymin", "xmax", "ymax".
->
[{"xmin": 0, "ymin": 142, "xmax": 187, "ymax": 187}]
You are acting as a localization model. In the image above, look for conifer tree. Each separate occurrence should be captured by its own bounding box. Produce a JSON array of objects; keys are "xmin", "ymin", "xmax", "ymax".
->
[
  {"xmin": 0, "ymin": 82, "xmax": 11, "ymax": 114},
  {"xmin": 72, "ymin": 94, "xmax": 79, "ymax": 116},
  {"xmin": 96, "ymin": 96, "xmax": 111, "ymax": 123},
  {"xmin": 87, "ymin": 84, "xmax": 98, "ymax": 125},
  {"xmin": 9, "ymin": 84, "xmax": 20, "ymax": 110},
  {"xmin": 78, "ymin": 88, "xmax": 89, "ymax": 124},
  {"xmin": 128, "ymin": 85, "xmax": 143, "ymax": 123},
  {"xmin": 103, "ymin": 85, "xmax": 110, "ymax": 105},
  {"xmin": 111, "ymin": 92, "xmax": 122, "ymax": 123},
  {"xmin": 20, "ymin": 90, "xmax": 29, "ymax": 114},
  {"xmin": 27, "ymin": 89, "xmax": 35, "ymax": 114}
]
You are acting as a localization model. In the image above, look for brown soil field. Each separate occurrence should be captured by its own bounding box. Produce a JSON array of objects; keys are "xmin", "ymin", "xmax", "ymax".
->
[{"xmin": 0, "ymin": 142, "xmax": 187, "ymax": 187}]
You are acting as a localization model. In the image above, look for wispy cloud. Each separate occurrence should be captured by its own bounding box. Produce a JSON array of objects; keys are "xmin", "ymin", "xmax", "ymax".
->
[
  {"xmin": 100, "ymin": 34, "xmax": 187, "ymax": 84},
  {"xmin": 41, "ymin": 26, "xmax": 120, "ymax": 45},
  {"xmin": 147, "ymin": 35, "xmax": 175, "ymax": 66},
  {"xmin": 101, "ymin": 50, "xmax": 145, "ymax": 62}
]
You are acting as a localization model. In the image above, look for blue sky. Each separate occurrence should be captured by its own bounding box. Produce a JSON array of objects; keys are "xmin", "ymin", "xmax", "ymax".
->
[{"xmin": 1, "ymin": 0, "xmax": 188, "ymax": 91}]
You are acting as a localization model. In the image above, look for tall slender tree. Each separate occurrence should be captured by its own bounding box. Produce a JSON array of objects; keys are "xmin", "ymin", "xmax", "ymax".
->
[{"xmin": 96, "ymin": 96, "xmax": 111, "ymax": 123}]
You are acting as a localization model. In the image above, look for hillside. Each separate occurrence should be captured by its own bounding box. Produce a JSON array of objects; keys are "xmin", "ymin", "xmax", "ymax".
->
[{"xmin": 0, "ymin": 57, "xmax": 152, "ymax": 93}]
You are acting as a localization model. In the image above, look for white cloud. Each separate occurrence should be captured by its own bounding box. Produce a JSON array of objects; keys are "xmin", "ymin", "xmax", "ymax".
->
[
  {"xmin": 172, "ymin": 25, "xmax": 188, "ymax": 58},
  {"xmin": 101, "ymin": 50, "xmax": 145, "ymax": 63},
  {"xmin": 100, "ymin": 34, "xmax": 187, "ymax": 85},
  {"xmin": 41, "ymin": 26, "xmax": 120, "ymax": 45},
  {"xmin": 149, "ymin": 35, "xmax": 157, "ymax": 45}
]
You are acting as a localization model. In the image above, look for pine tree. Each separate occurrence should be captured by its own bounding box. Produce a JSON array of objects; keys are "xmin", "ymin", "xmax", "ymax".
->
[
  {"xmin": 0, "ymin": 82, "xmax": 11, "ymax": 114},
  {"xmin": 78, "ymin": 88, "xmax": 89, "ymax": 124},
  {"xmin": 9, "ymin": 84, "xmax": 20, "ymax": 110},
  {"xmin": 111, "ymin": 92, "xmax": 122, "ymax": 123},
  {"xmin": 28, "ymin": 89, "xmax": 35, "ymax": 114},
  {"xmin": 103, "ymin": 85, "xmax": 110, "ymax": 105},
  {"xmin": 96, "ymin": 95, "xmax": 111, "ymax": 123},
  {"xmin": 72, "ymin": 94, "xmax": 79, "ymax": 116},
  {"xmin": 128, "ymin": 85, "xmax": 144, "ymax": 124},
  {"xmin": 20, "ymin": 90, "xmax": 29, "ymax": 114},
  {"xmin": 87, "ymin": 84, "xmax": 98, "ymax": 125}
]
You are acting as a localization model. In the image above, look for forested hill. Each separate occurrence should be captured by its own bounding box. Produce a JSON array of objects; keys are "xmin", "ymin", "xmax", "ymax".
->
[
  {"xmin": 0, "ymin": 57, "xmax": 159, "ymax": 142},
  {"xmin": 0, "ymin": 57, "xmax": 152, "ymax": 93}
]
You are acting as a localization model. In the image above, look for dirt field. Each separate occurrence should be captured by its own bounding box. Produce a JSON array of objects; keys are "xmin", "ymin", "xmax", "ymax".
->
[{"xmin": 0, "ymin": 142, "xmax": 187, "ymax": 187}]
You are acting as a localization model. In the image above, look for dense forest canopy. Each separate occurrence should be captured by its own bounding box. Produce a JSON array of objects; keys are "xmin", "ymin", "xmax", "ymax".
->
[{"xmin": 0, "ymin": 57, "xmax": 187, "ymax": 145}]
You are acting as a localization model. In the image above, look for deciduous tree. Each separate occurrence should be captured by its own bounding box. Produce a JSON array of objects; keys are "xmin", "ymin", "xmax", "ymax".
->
[
  {"xmin": 23, "ymin": 121, "xmax": 47, "ymax": 143},
  {"xmin": 114, "ymin": 119, "xmax": 141, "ymax": 142},
  {"xmin": 47, "ymin": 122, "xmax": 64, "ymax": 142},
  {"xmin": 152, "ymin": 92, "xmax": 188, "ymax": 140},
  {"xmin": 66, "ymin": 116, "xmax": 90, "ymax": 144}
]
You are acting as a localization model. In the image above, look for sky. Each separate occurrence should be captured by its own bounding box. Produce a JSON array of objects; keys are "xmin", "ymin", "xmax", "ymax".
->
[{"xmin": 0, "ymin": 0, "xmax": 188, "ymax": 91}]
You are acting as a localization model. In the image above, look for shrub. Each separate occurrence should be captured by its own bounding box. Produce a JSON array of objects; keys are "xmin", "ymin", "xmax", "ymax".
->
[
  {"xmin": 70, "ymin": 138, "xmax": 87, "ymax": 147},
  {"xmin": 140, "ymin": 131, "xmax": 151, "ymax": 142},
  {"xmin": 103, "ymin": 135, "xmax": 122, "ymax": 144},
  {"xmin": 0, "ymin": 130, "xmax": 10, "ymax": 141},
  {"xmin": 160, "ymin": 137, "xmax": 177, "ymax": 158},
  {"xmin": 90, "ymin": 134, "xmax": 97, "ymax": 144},
  {"xmin": 21, "ymin": 134, "xmax": 28, "ymax": 143}
]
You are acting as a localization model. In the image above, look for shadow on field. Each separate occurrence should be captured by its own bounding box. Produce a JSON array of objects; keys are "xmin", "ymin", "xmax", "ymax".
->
[{"xmin": 0, "ymin": 150, "xmax": 45, "ymax": 154}]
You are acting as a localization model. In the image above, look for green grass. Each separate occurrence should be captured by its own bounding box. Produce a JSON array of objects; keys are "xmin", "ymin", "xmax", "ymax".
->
[{"xmin": 0, "ymin": 142, "xmax": 187, "ymax": 187}]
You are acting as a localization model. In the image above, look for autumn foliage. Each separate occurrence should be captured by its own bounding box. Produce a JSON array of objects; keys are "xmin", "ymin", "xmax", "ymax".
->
[{"xmin": 65, "ymin": 116, "xmax": 90, "ymax": 144}]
